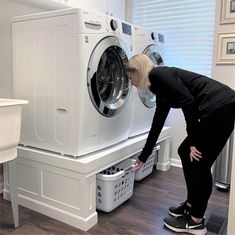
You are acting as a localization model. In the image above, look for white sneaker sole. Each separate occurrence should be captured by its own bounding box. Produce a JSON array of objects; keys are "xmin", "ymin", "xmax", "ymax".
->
[{"xmin": 164, "ymin": 222, "xmax": 207, "ymax": 235}]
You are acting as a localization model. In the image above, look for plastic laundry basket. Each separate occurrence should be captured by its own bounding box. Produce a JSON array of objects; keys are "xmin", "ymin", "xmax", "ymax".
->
[
  {"xmin": 133, "ymin": 145, "xmax": 160, "ymax": 181},
  {"xmin": 96, "ymin": 159, "xmax": 135, "ymax": 212}
]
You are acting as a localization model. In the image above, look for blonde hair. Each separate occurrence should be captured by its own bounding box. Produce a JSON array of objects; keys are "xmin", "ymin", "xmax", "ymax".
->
[{"xmin": 126, "ymin": 54, "xmax": 155, "ymax": 90}]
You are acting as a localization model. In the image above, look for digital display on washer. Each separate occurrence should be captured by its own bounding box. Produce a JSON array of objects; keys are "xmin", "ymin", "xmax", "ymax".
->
[{"xmin": 122, "ymin": 22, "xmax": 132, "ymax": 36}]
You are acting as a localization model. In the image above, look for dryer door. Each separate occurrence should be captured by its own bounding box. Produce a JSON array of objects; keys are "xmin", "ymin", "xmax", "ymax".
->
[
  {"xmin": 87, "ymin": 36, "xmax": 130, "ymax": 117},
  {"xmin": 138, "ymin": 44, "xmax": 164, "ymax": 108}
]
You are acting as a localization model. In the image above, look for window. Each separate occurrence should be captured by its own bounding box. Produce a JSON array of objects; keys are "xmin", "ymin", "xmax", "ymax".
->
[{"xmin": 132, "ymin": 0, "xmax": 216, "ymax": 77}]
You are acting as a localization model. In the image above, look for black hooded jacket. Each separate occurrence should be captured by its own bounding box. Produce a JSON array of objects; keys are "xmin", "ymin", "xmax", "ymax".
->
[{"xmin": 138, "ymin": 66, "xmax": 235, "ymax": 163}]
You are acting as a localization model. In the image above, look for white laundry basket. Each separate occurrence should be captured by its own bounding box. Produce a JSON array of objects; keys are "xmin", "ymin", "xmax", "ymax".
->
[
  {"xmin": 133, "ymin": 145, "xmax": 160, "ymax": 181},
  {"xmin": 96, "ymin": 159, "xmax": 135, "ymax": 212}
]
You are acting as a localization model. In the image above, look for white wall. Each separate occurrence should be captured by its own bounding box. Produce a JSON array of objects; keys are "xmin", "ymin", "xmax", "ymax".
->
[
  {"xmin": 211, "ymin": 1, "xmax": 235, "ymax": 234},
  {"xmin": 0, "ymin": 0, "xmax": 52, "ymax": 194},
  {"xmin": 126, "ymin": 0, "xmax": 132, "ymax": 23},
  {"xmin": 0, "ymin": 0, "xmax": 47, "ymax": 98},
  {"xmin": 212, "ymin": 3, "xmax": 235, "ymax": 88}
]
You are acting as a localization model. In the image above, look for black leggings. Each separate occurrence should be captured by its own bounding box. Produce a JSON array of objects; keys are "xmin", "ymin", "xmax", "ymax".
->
[{"xmin": 178, "ymin": 102, "xmax": 235, "ymax": 218}]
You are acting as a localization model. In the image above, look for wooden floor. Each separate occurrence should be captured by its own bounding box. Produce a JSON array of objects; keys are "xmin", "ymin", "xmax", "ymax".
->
[{"xmin": 0, "ymin": 166, "xmax": 229, "ymax": 235}]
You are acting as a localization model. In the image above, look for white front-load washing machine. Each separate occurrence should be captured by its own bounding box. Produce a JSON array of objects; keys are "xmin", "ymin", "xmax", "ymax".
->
[
  {"xmin": 12, "ymin": 8, "xmax": 133, "ymax": 157},
  {"xmin": 129, "ymin": 25, "xmax": 165, "ymax": 137}
]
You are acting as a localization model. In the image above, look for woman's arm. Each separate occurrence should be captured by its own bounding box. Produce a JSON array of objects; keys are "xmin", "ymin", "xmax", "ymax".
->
[
  {"xmin": 138, "ymin": 100, "xmax": 170, "ymax": 163},
  {"xmin": 182, "ymin": 103, "xmax": 200, "ymax": 146}
]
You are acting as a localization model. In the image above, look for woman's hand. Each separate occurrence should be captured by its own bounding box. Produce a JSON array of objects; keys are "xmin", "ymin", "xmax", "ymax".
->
[
  {"xmin": 132, "ymin": 160, "xmax": 144, "ymax": 171},
  {"xmin": 190, "ymin": 146, "xmax": 202, "ymax": 162}
]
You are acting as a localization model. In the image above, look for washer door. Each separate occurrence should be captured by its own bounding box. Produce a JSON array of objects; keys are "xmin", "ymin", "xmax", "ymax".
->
[
  {"xmin": 138, "ymin": 44, "xmax": 164, "ymax": 108},
  {"xmin": 143, "ymin": 44, "xmax": 164, "ymax": 66},
  {"xmin": 87, "ymin": 36, "xmax": 130, "ymax": 117}
]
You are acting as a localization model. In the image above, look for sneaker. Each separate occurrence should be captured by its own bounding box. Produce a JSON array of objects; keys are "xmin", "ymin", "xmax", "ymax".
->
[
  {"xmin": 164, "ymin": 215, "xmax": 207, "ymax": 235},
  {"xmin": 169, "ymin": 201, "xmax": 191, "ymax": 217}
]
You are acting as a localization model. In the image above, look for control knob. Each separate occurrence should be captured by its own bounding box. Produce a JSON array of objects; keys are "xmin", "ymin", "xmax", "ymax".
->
[
  {"xmin": 110, "ymin": 19, "xmax": 118, "ymax": 31},
  {"xmin": 151, "ymin": 32, "xmax": 155, "ymax": 40}
]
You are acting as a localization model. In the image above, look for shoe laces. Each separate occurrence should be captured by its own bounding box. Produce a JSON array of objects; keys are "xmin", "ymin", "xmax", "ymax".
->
[
  {"xmin": 176, "ymin": 213, "xmax": 191, "ymax": 222},
  {"xmin": 179, "ymin": 201, "xmax": 190, "ymax": 214}
]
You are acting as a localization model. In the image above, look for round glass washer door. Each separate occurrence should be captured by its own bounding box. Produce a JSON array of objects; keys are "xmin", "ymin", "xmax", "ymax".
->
[
  {"xmin": 138, "ymin": 44, "xmax": 164, "ymax": 108},
  {"xmin": 143, "ymin": 44, "xmax": 164, "ymax": 66},
  {"xmin": 87, "ymin": 36, "xmax": 130, "ymax": 117}
]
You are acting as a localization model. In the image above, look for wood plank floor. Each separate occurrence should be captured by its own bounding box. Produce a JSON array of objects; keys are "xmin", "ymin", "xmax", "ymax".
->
[{"xmin": 0, "ymin": 166, "xmax": 229, "ymax": 235}]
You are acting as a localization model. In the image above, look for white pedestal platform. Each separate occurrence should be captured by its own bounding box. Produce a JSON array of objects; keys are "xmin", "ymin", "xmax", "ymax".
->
[{"xmin": 3, "ymin": 126, "xmax": 171, "ymax": 231}]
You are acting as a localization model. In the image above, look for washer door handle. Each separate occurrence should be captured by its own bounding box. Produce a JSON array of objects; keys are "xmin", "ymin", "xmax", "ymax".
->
[{"xmin": 57, "ymin": 108, "xmax": 67, "ymax": 114}]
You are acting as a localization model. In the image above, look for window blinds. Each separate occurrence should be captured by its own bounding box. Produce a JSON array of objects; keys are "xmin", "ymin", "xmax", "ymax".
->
[{"xmin": 132, "ymin": 0, "xmax": 216, "ymax": 77}]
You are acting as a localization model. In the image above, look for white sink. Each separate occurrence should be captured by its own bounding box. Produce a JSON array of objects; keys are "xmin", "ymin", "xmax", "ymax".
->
[{"xmin": 0, "ymin": 99, "xmax": 28, "ymax": 164}]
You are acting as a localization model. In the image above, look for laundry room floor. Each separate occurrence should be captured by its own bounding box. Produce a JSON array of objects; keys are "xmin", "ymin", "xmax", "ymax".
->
[{"xmin": 0, "ymin": 166, "xmax": 229, "ymax": 235}]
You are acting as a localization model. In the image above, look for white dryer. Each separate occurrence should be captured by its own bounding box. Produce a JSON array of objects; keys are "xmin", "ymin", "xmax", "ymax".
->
[
  {"xmin": 129, "ymin": 25, "xmax": 165, "ymax": 137},
  {"xmin": 12, "ymin": 8, "xmax": 133, "ymax": 157}
]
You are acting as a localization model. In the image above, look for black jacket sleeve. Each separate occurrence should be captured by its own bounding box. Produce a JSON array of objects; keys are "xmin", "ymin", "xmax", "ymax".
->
[
  {"xmin": 182, "ymin": 104, "xmax": 200, "ymax": 146},
  {"xmin": 138, "ymin": 99, "xmax": 170, "ymax": 163}
]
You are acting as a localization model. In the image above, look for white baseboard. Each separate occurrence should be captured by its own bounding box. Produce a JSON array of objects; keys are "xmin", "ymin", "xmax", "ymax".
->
[
  {"xmin": 156, "ymin": 161, "xmax": 171, "ymax": 171},
  {"xmin": 170, "ymin": 158, "xmax": 182, "ymax": 168}
]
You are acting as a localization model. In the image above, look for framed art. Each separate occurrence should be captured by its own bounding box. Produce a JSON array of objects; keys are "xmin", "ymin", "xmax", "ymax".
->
[
  {"xmin": 221, "ymin": 0, "xmax": 235, "ymax": 24},
  {"xmin": 217, "ymin": 33, "xmax": 235, "ymax": 64}
]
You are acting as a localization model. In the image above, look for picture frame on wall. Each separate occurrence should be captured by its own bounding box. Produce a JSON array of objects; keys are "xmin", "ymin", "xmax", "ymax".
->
[
  {"xmin": 221, "ymin": 0, "xmax": 235, "ymax": 24},
  {"xmin": 217, "ymin": 33, "xmax": 235, "ymax": 64}
]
